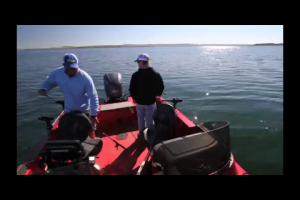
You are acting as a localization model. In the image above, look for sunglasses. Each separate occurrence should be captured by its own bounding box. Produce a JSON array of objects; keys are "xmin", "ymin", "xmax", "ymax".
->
[
  {"xmin": 136, "ymin": 60, "xmax": 147, "ymax": 63},
  {"xmin": 63, "ymin": 64, "xmax": 76, "ymax": 70}
]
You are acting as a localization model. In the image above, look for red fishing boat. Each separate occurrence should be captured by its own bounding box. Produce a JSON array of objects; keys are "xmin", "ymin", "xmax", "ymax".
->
[{"xmin": 17, "ymin": 73, "xmax": 248, "ymax": 175}]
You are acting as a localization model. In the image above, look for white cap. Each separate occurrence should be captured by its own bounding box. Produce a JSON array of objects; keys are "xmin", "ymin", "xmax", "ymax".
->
[{"xmin": 134, "ymin": 53, "xmax": 150, "ymax": 62}]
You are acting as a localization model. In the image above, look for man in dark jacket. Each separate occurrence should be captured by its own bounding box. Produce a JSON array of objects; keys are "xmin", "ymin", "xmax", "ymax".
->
[{"xmin": 129, "ymin": 53, "xmax": 164, "ymax": 131}]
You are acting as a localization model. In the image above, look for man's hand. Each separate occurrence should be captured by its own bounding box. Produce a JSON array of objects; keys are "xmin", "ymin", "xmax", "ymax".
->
[
  {"xmin": 38, "ymin": 89, "xmax": 47, "ymax": 96},
  {"xmin": 91, "ymin": 117, "xmax": 99, "ymax": 131}
]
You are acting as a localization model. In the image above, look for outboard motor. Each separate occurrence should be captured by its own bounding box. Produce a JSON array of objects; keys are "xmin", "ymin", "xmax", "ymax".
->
[{"xmin": 103, "ymin": 73, "xmax": 124, "ymax": 103}]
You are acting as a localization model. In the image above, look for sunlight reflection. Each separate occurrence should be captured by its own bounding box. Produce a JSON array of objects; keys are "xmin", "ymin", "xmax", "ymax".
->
[{"xmin": 201, "ymin": 46, "xmax": 240, "ymax": 50}]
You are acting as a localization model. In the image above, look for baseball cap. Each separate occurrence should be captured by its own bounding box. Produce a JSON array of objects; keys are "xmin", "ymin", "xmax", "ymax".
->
[
  {"xmin": 134, "ymin": 53, "xmax": 150, "ymax": 62},
  {"xmin": 63, "ymin": 53, "xmax": 79, "ymax": 69}
]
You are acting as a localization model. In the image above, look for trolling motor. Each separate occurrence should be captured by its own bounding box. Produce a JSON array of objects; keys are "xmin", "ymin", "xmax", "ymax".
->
[
  {"xmin": 55, "ymin": 100, "xmax": 65, "ymax": 110},
  {"xmin": 37, "ymin": 99, "xmax": 64, "ymax": 131},
  {"xmin": 163, "ymin": 98, "xmax": 183, "ymax": 109},
  {"xmin": 38, "ymin": 116, "xmax": 54, "ymax": 131},
  {"xmin": 161, "ymin": 98, "xmax": 183, "ymax": 140}
]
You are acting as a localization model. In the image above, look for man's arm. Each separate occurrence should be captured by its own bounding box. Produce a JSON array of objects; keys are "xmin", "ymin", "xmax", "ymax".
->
[
  {"xmin": 156, "ymin": 72, "xmax": 165, "ymax": 96},
  {"xmin": 85, "ymin": 76, "xmax": 99, "ymax": 117},
  {"xmin": 38, "ymin": 71, "xmax": 58, "ymax": 95},
  {"xmin": 129, "ymin": 74, "xmax": 137, "ymax": 99}
]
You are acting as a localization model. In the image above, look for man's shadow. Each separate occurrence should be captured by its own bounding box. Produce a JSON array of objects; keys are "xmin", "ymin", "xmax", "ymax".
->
[{"xmin": 100, "ymin": 138, "xmax": 149, "ymax": 175}]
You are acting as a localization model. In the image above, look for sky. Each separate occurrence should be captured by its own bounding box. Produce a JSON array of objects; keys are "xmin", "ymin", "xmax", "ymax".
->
[{"xmin": 17, "ymin": 25, "xmax": 283, "ymax": 49}]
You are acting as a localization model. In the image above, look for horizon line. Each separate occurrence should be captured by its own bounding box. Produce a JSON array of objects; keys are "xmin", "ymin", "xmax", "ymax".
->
[{"xmin": 17, "ymin": 42, "xmax": 283, "ymax": 50}]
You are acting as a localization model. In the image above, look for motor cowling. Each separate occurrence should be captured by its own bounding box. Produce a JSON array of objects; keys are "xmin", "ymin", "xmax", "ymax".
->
[{"xmin": 103, "ymin": 73, "xmax": 123, "ymax": 100}]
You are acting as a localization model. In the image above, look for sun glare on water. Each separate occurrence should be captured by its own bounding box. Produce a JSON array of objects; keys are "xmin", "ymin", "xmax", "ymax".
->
[{"xmin": 202, "ymin": 46, "xmax": 240, "ymax": 50}]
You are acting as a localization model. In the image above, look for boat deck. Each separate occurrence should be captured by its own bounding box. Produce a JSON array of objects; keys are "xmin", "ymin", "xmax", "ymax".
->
[
  {"xmin": 95, "ymin": 120, "xmax": 138, "ymax": 137},
  {"xmin": 95, "ymin": 121, "xmax": 151, "ymax": 175}
]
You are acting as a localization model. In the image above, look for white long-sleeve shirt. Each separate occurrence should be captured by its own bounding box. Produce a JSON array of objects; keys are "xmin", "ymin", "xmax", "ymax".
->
[{"xmin": 40, "ymin": 67, "xmax": 99, "ymax": 116}]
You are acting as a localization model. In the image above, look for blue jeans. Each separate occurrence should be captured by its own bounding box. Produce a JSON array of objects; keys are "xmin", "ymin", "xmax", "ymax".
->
[{"xmin": 136, "ymin": 103, "xmax": 157, "ymax": 132}]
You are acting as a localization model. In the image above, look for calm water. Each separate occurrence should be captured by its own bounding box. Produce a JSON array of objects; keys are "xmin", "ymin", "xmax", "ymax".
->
[{"xmin": 17, "ymin": 46, "xmax": 283, "ymax": 174}]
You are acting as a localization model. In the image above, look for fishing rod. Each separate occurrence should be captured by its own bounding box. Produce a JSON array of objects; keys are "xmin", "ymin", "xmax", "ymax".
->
[
  {"xmin": 44, "ymin": 95, "xmax": 65, "ymax": 110},
  {"xmin": 102, "ymin": 132, "xmax": 127, "ymax": 150},
  {"xmin": 18, "ymin": 81, "xmax": 65, "ymax": 109},
  {"xmin": 44, "ymin": 94, "xmax": 58, "ymax": 102}
]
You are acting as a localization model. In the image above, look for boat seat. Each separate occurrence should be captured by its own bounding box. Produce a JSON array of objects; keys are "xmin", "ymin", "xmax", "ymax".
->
[
  {"xmin": 138, "ymin": 126, "xmax": 171, "ymax": 147},
  {"xmin": 152, "ymin": 121, "xmax": 231, "ymax": 175},
  {"xmin": 82, "ymin": 137, "xmax": 103, "ymax": 157},
  {"xmin": 41, "ymin": 138, "xmax": 103, "ymax": 167},
  {"xmin": 100, "ymin": 101, "xmax": 135, "ymax": 112},
  {"xmin": 138, "ymin": 103, "xmax": 176, "ymax": 146}
]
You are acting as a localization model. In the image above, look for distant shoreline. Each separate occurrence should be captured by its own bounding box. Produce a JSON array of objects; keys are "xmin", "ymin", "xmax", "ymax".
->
[
  {"xmin": 254, "ymin": 43, "xmax": 283, "ymax": 46},
  {"xmin": 20, "ymin": 43, "xmax": 283, "ymax": 50}
]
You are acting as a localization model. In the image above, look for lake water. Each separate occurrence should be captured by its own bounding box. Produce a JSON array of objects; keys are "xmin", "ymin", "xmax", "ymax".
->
[{"xmin": 17, "ymin": 46, "xmax": 283, "ymax": 174}]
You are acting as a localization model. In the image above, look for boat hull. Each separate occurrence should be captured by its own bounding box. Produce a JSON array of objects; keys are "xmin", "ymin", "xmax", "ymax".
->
[{"xmin": 17, "ymin": 96, "xmax": 248, "ymax": 175}]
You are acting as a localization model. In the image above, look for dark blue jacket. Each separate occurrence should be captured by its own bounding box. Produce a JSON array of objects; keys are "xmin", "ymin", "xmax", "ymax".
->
[{"xmin": 129, "ymin": 67, "xmax": 164, "ymax": 105}]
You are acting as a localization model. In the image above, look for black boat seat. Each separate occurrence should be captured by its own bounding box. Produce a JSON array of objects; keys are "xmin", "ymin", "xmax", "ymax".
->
[
  {"xmin": 152, "ymin": 121, "xmax": 231, "ymax": 175},
  {"xmin": 100, "ymin": 101, "xmax": 135, "ymax": 112},
  {"xmin": 138, "ymin": 103, "xmax": 176, "ymax": 146},
  {"xmin": 41, "ymin": 138, "xmax": 103, "ymax": 168},
  {"xmin": 138, "ymin": 126, "xmax": 171, "ymax": 147},
  {"xmin": 81, "ymin": 137, "xmax": 103, "ymax": 157},
  {"xmin": 57, "ymin": 111, "xmax": 93, "ymax": 142}
]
